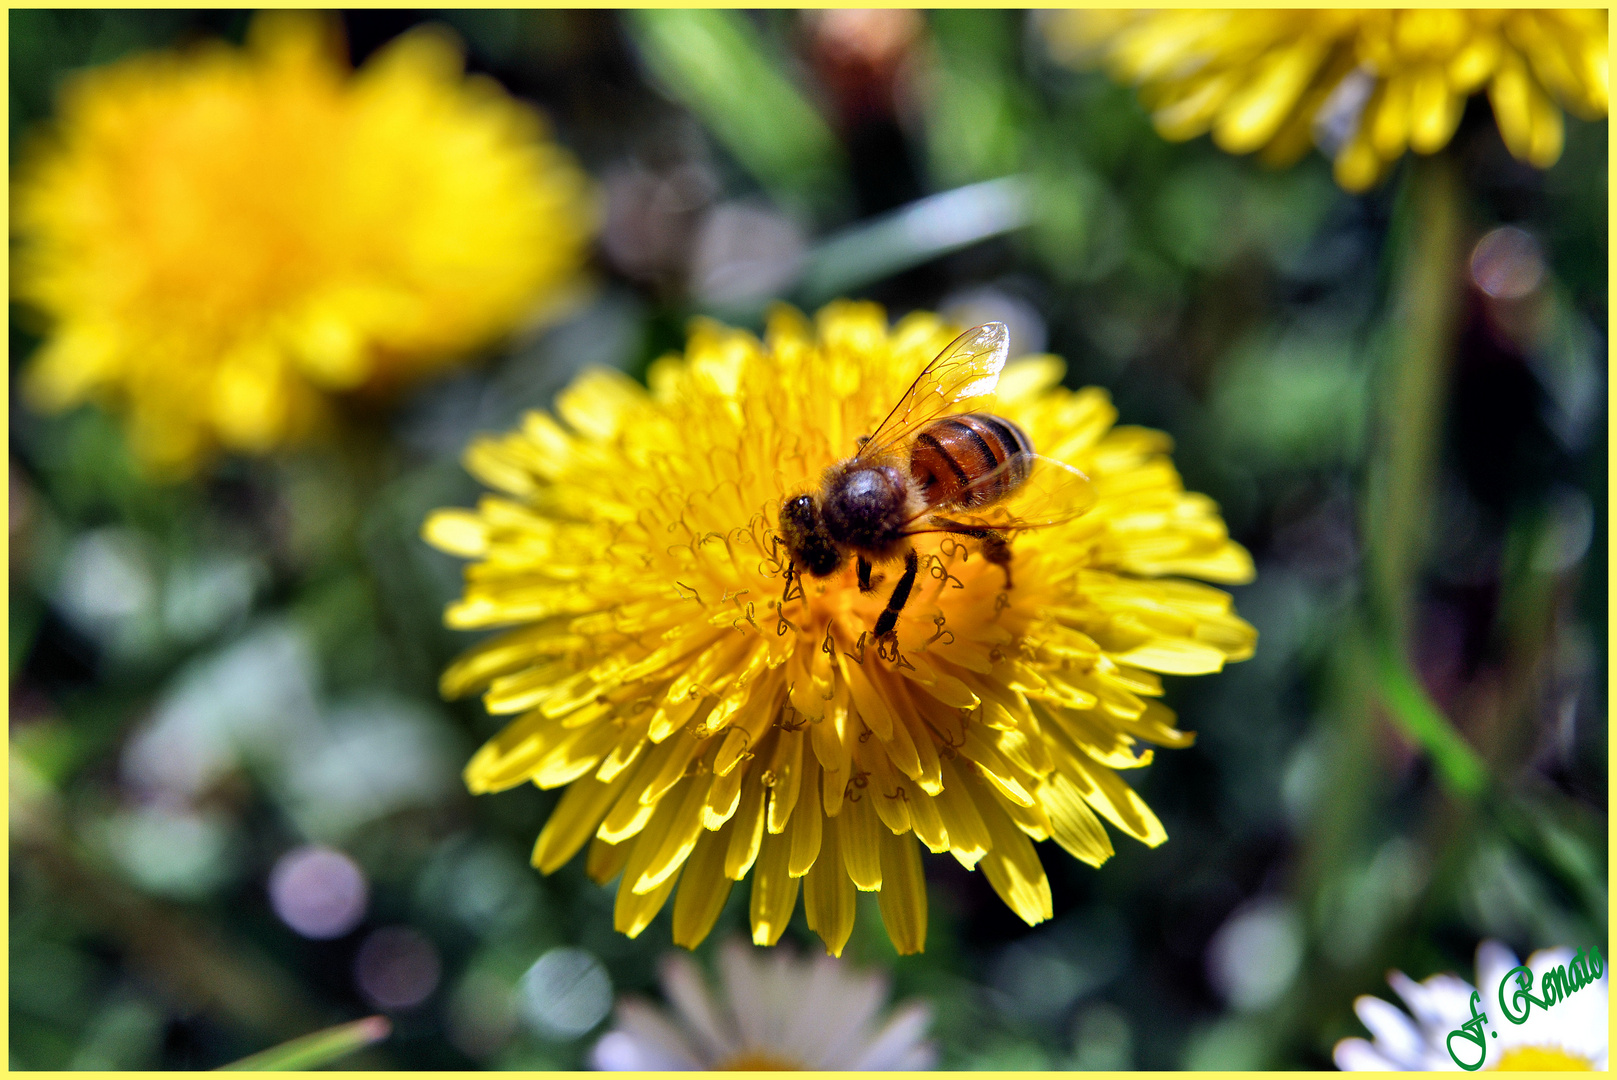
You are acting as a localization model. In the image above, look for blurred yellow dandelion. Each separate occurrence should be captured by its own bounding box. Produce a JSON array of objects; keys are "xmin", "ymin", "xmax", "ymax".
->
[
  {"xmin": 12, "ymin": 12, "xmax": 597, "ymax": 473},
  {"xmin": 1044, "ymin": 9, "xmax": 1608, "ymax": 191},
  {"xmin": 424, "ymin": 301, "xmax": 1255, "ymax": 956}
]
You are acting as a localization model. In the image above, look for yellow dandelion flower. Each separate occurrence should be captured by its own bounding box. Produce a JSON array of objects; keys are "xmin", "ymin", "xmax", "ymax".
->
[
  {"xmin": 423, "ymin": 301, "xmax": 1256, "ymax": 956},
  {"xmin": 1043, "ymin": 9, "xmax": 1608, "ymax": 191},
  {"xmin": 12, "ymin": 12, "xmax": 597, "ymax": 474}
]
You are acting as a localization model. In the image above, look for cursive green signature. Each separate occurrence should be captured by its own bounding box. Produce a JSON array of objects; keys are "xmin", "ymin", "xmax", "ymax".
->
[
  {"xmin": 1497, "ymin": 945, "xmax": 1604, "ymax": 1025},
  {"xmin": 1443, "ymin": 945, "xmax": 1604, "ymax": 1071},
  {"xmin": 1445, "ymin": 990, "xmax": 1492, "ymax": 1071}
]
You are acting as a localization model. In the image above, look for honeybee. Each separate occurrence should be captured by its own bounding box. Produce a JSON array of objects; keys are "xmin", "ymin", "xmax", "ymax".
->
[{"xmin": 778, "ymin": 321, "xmax": 1094, "ymax": 639}]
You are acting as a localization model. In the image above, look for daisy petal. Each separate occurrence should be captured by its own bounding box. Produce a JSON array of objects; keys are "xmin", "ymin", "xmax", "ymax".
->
[
  {"xmin": 1354, "ymin": 994, "xmax": 1427, "ymax": 1068},
  {"xmin": 848, "ymin": 1001, "xmax": 936, "ymax": 1070},
  {"xmin": 1333, "ymin": 1036, "xmax": 1401, "ymax": 1071}
]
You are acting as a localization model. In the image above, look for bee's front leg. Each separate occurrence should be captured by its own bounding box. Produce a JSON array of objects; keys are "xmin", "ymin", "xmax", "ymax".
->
[
  {"xmin": 873, "ymin": 550, "xmax": 920, "ymax": 639},
  {"xmin": 857, "ymin": 555, "xmax": 875, "ymax": 594}
]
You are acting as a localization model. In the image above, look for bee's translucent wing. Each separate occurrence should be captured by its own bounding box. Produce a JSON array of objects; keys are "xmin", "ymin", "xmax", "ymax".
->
[
  {"xmin": 855, "ymin": 323, "xmax": 1010, "ymax": 461},
  {"xmin": 901, "ymin": 453, "xmax": 1095, "ymax": 534}
]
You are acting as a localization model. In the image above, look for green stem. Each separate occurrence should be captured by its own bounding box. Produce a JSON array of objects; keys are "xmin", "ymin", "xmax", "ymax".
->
[
  {"xmin": 1361, "ymin": 152, "xmax": 1489, "ymax": 797},
  {"xmin": 1288, "ymin": 153, "xmax": 1485, "ymax": 1054},
  {"xmin": 1364, "ymin": 153, "xmax": 1462, "ymax": 642},
  {"xmin": 1295, "ymin": 149, "xmax": 1468, "ymax": 943}
]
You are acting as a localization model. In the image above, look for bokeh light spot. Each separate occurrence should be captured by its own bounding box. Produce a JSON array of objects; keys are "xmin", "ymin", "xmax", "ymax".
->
[
  {"xmin": 517, "ymin": 946, "xmax": 613, "ymax": 1040},
  {"xmin": 1205, "ymin": 898, "xmax": 1304, "ymax": 1012},
  {"xmin": 268, "ymin": 844, "xmax": 368, "ymax": 940},
  {"xmin": 1470, "ymin": 226, "xmax": 1545, "ymax": 300},
  {"xmin": 355, "ymin": 926, "xmax": 442, "ymax": 1010}
]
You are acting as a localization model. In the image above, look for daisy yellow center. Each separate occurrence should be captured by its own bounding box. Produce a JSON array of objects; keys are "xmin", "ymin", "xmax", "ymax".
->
[
  {"xmin": 425, "ymin": 301, "xmax": 1256, "ymax": 957},
  {"xmin": 1493, "ymin": 1046, "xmax": 1595, "ymax": 1071},
  {"xmin": 716, "ymin": 1050, "xmax": 803, "ymax": 1071}
]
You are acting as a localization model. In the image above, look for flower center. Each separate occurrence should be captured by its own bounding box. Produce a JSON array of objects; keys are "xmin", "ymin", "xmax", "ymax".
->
[
  {"xmin": 716, "ymin": 1049, "xmax": 803, "ymax": 1071},
  {"xmin": 1493, "ymin": 1045, "xmax": 1595, "ymax": 1071},
  {"xmin": 782, "ymin": 530, "xmax": 1016, "ymax": 653}
]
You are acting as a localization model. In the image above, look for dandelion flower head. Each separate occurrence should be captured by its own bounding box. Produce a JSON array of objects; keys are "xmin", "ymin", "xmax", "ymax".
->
[
  {"xmin": 424, "ymin": 301, "xmax": 1256, "ymax": 956},
  {"xmin": 12, "ymin": 11, "xmax": 597, "ymax": 473},
  {"xmin": 1043, "ymin": 9, "xmax": 1608, "ymax": 191}
]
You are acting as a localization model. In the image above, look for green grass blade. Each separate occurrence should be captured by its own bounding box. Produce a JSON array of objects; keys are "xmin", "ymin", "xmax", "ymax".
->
[
  {"xmin": 796, "ymin": 176, "xmax": 1032, "ymax": 306},
  {"xmin": 625, "ymin": 10, "xmax": 843, "ymax": 216},
  {"xmin": 1373, "ymin": 641, "xmax": 1488, "ymax": 798},
  {"xmin": 217, "ymin": 1016, "xmax": 391, "ymax": 1071}
]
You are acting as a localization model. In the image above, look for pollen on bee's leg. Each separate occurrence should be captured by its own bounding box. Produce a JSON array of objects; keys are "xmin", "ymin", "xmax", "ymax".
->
[
  {"xmin": 875, "ymin": 631, "xmax": 904, "ymax": 665},
  {"xmin": 980, "ymin": 534, "xmax": 1013, "ymax": 589}
]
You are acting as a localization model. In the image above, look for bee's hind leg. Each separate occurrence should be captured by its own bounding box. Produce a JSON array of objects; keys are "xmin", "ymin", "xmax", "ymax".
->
[
  {"xmin": 932, "ymin": 517, "xmax": 1013, "ymax": 589},
  {"xmin": 873, "ymin": 550, "xmax": 920, "ymax": 639},
  {"xmin": 980, "ymin": 533, "xmax": 1013, "ymax": 589}
]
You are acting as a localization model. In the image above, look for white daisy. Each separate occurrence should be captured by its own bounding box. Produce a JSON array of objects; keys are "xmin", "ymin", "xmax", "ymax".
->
[
  {"xmin": 1335, "ymin": 940, "xmax": 1607, "ymax": 1071},
  {"xmin": 589, "ymin": 939, "xmax": 936, "ymax": 1071}
]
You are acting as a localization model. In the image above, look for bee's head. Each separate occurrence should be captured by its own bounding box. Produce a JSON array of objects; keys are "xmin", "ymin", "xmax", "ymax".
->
[{"xmin": 779, "ymin": 494, "xmax": 843, "ymax": 578}]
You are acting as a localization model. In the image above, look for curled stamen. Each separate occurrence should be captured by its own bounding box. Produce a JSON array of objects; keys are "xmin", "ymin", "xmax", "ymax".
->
[
  {"xmin": 843, "ymin": 631, "xmax": 868, "ymax": 665},
  {"xmin": 779, "ymin": 563, "xmax": 806, "ymax": 606}
]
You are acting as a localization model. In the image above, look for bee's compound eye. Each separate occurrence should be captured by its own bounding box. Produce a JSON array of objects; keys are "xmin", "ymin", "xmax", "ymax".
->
[
  {"xmin": 781, "ymin": 495, "xmax": 818, "ymax": 530},
  {"xmin": 779, "ymin": 494, "xmax": 841, "ymax": 578}
]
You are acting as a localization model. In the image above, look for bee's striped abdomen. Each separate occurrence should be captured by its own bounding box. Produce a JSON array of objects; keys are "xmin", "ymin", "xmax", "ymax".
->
[{"xmin": 909, "ymin": 412, "xmax": 1032, "ymax": 509}]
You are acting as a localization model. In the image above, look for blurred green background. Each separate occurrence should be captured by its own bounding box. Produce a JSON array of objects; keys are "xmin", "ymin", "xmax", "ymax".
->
[{"xmin": 9, "ymin": 9, "xmax": 1607, "ymax": 1070}]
